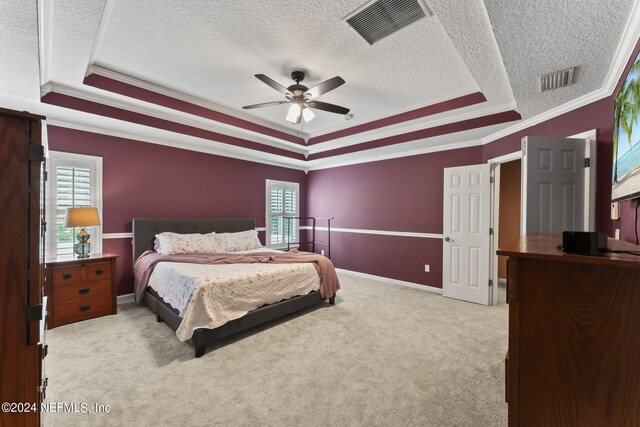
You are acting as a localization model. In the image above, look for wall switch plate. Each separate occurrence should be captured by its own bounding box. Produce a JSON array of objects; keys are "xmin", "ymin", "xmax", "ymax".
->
[
  {"xmin": 321, "ymin": 250, "xmax": 325, "ymax": 256},
  {"xmin": 611, "ymin": 202, "xmax": 620, "ymax": 220},
  {"xmin": 424, "ymin": 264, "xmax": 430, "ymax": 272},
  {"xmin": 615, "ymin": 228, "xmax": 620, "ymax": 239}
]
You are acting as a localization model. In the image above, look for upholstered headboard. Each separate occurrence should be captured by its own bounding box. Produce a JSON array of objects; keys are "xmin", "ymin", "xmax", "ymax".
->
[{"xmin": 132, "ymin": 218, "xmax": 256, "ymax": 264}]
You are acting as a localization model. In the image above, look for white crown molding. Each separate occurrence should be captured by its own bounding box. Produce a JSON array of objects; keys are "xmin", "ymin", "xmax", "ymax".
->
[
  {"xmin": 306, "ymin": 138, "xmax": 484, "ymax": 171},
  {"xmin": 0, "ymin": 91, "xmax": 307, "ymax": 170},
  {"xmin": 86, "ymin": 0, "xmax": 113, "ymax": 70},
  {"xmin": 36, "ymin": 0, "xmax": 51, "ymax": 86},
  {"xmin": 45, "ymin": 81, "xmax": 308, "ymax": 155},
  {"xmin": 307, "ymin": 101, "xmax": 519, "ymax": 154},
  {"xmin": 86, "ymin": 64, "xmax": 302, "ymax": 139},
  {"xmin": 335, "ymin": 268, "xmax": 443, "ymax": 294},
  {"xmin": 307, "ymin": 84, "xmax": 482, "ymax": 138}
]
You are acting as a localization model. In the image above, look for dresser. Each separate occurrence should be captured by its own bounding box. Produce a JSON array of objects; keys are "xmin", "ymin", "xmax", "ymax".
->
[
  {"xmin": 498, "ymin": 234, "xmax": 640, "ymax": 426},
  {"xmin": 0, "ymin": 108, "xmax": 46, "ymax": 426},
  {"xmin": 45, "ymin": 254, "xmax": 118, "ymax": 328}
]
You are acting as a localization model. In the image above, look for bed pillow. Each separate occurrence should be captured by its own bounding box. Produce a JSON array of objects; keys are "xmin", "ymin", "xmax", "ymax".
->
[
  {"xmin": 154, "ymin": 232, "xmax": 224, "ymax": 255},
  {"xmin": 215, "ymin": 230, "xmax": 262, "ymax": 252}
]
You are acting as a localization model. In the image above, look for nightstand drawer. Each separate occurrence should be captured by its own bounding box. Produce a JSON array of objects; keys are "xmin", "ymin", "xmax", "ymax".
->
[
  {"xmin": 53, "ymin": 294, "xmax": 112, "ymax": 325},
  {"xmin": 82, "ymin": 262, "xmax": 111, "ymax": 281},
  {"xmin": 53, "ymin": 280, "xmax": 111, "ymax": 304},
  {"xmin": 52, "ymin": 266, "xmax": 83, "ymax": 285}
]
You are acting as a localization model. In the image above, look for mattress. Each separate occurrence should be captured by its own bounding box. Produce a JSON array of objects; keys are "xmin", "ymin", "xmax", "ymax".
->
[{"xmin": 147, "ymin": 248, "xmax": 320, "ymax": 341}]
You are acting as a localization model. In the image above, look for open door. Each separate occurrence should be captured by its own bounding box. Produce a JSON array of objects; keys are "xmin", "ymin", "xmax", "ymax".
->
[
  {"xmin": 442, "ymin": 164, "xmax": 491, "ymax": 305},
  {"xmin": 522, "ymin": 136, "xmax": 588, "ymax": 233}
]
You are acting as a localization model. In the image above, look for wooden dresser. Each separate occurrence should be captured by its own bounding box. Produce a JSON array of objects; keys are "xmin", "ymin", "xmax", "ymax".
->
[
  {"xmin": 46, "ymin": 254, "xmax": 118, "ymax": 328},
  {"xmin": 0, "ymin": 108, "xmax": 46, "ymax": 426},
  {"xmin": 498, "ymin": 234, "xmax": 640, "ymax": 426}
]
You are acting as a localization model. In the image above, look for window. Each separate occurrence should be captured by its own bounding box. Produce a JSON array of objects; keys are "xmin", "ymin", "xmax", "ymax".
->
[
  {"xmin": 46, "ymin": 151, "xmax": 103, "ymax": 258},
  {"xmin": 266, "ymin": 180, "xmax": 299, "ymax": 247}
]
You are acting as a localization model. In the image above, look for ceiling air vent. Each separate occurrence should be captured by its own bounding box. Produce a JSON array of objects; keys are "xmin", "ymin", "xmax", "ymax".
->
[
  {"xmin": 540, "ymin": 67, "xmax": 576, "ymax": 92},
  {"xmin": 344, "ymin": 0, "xmax": 433, "ymax": 45}
]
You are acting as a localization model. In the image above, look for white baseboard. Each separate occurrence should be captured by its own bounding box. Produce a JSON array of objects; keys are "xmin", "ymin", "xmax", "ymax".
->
[
  {"xmin": 117, "ymin": 293, "xmax": 135, "ymax": 304},
  {"xmin": 335, "ymin": 268, "xmax": 443, "ymax": 294}
]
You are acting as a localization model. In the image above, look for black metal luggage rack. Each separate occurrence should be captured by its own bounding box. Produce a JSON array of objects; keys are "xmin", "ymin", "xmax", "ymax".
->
[{"xmin": 284, "ymin": 216, "xmax": 334, "ymax": 259}]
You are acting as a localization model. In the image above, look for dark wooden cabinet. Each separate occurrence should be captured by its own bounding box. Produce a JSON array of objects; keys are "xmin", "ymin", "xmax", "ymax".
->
[
  {"xmin": 0, "ymin": 107, "xmax": 46, "ymax": 426},
  {"xmin": 46, "ymin": 254, "xmax": 118, "ymax": 328},
  {"xmin": 498, "ymin": 234, "xmax": 640, "ymax": 426}
]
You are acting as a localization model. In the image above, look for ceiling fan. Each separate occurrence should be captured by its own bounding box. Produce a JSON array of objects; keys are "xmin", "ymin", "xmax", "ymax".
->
[{"xmin": 242, "ymin": 71, "xmax": 350, "ymax": 124}]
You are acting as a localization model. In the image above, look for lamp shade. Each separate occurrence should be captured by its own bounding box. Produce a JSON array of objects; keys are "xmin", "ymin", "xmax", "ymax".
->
[{"xmin": 65, "ymin": 207, "xmax": 101, "ymax": 228}]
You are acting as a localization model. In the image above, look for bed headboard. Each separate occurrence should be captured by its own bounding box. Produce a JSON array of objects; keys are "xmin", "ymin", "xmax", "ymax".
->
[{"xmin": 132, "ymin": 217, "xmax": 256, "ymax": 264}]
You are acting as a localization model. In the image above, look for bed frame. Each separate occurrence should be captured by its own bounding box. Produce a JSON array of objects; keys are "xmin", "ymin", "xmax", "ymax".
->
[{"xmin": 132, "ymin": 218, "xmax": 334, "ymax": 357}]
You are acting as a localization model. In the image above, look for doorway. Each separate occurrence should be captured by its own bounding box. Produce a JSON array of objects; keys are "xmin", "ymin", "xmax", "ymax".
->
[{"xmin": 496, "ymin": 159, "xmax": 521, "ymax": 291}]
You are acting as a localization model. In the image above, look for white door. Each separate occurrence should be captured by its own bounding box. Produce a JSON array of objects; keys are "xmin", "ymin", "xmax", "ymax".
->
[
  {"xmin": 522, "ymin": 136, "xmax": 587, "ymax": 233},
  {"xmin": 443, "ymin": 164, "xmax": 491, "ymax": 305}
]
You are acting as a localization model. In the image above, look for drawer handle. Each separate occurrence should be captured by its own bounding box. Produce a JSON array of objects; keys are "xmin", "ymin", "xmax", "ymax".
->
[
  {"xmin": 95, "ymin": 269, "xmax": 104, "ymax": 275},
  {"xmin": 62, "ymin": 273, "xmax": 72, "ymax": 280},
  {"xmin": 79, "ymin": 305, "xmax": 90, "ymax": 312},
  {"xmin": 78, "ymin": 288, "xmax": 90, "ymax": 295}
]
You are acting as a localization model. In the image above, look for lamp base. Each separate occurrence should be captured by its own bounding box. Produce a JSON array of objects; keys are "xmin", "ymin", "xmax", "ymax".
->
[{"xmin": 74, "ymin": 228, "xmax": 92, "ymax": 258}]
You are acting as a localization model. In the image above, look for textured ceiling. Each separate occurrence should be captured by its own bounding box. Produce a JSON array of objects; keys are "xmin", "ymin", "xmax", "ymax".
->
[
  {"xmin": 0, "ymin": 0, "xmax": 40, "ymax": 100},
  {"xmin": 91, "ymin": 0, "xmax": 480, "ymax": 136},
  {"xmin": 0, "ymin": 0, "xmax": 636, "ymax": 168},
  {"xmin": 485, "ymin": 0, "xmax": 635, "ymax": 119}
]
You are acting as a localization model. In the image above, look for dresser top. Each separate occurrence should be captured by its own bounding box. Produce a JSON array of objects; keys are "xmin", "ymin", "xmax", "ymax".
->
[
  {"xmin": 45, "ymin": 253, "xmax": 118, "ymax": 266},
  {"xmin": 497, "ymin": 233, "xmax": 640, "ymax": 268}
]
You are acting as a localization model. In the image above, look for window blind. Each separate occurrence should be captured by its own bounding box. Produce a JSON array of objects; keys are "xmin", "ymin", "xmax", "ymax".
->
[{"xmin": 266, "ymin": 180, "xmax": 299, "ymax": 247}]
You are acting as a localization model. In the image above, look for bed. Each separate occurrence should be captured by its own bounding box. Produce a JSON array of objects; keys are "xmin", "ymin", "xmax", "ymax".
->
[{"xmin": 132, "ymin": 217, "xmax": 335, "ymax": 357}]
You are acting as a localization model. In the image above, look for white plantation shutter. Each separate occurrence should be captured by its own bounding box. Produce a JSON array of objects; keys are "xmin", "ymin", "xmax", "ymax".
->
[
  {"xmin": 47, "ymin": 152, "xmax": 103, "ymax": 258},
  {"xmin": 266, "ymin": 180, "xmax": 299, "ymax": 247}
]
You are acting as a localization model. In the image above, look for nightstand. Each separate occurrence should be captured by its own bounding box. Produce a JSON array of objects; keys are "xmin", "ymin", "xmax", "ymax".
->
[{"xmin": 45, "ymin": 253, "xmax": 118, "ymax": 328}]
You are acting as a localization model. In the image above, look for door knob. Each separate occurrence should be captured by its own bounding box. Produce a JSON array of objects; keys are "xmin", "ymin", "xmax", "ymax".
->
[{"xmin": 445, "ymin": 237, "xmax": 455, "ymax": 243}]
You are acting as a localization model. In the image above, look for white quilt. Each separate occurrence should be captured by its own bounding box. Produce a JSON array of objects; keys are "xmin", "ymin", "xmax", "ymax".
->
[{"xmin": 148, "ymin": 248, "xmax": 320, "ymax": 341}]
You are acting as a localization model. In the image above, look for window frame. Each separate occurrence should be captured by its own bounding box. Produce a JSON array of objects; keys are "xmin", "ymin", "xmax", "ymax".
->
[
  {"xmin": 46, "ymin": 151, "xmax": 103, "ymax": 259},
  {"xmin": 265, "ymin": 179, "xmax": 300, "ymax": 249}
]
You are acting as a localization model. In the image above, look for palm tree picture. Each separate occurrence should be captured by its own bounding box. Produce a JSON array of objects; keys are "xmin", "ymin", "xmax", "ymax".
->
[{"xmin": 613, "ymin": 55, "xmax": 640, "ymax": 183}]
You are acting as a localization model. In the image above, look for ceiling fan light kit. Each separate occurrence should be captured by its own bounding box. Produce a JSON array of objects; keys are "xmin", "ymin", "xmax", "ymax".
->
[{"xmin": 243, "ymin": 71, "xmax": 350, "ymax": 124}]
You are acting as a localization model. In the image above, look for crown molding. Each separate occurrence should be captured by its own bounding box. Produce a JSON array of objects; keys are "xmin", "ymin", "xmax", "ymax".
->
[
  {"xmin": 306, "ymin": 138, "xmax": 484, "ymax": 171},
  {"xmin": 307, "ymin": 101, "xmax": 519, "ymax": 154},
  {"xmin": 44, "ymin": 81, "xmax": 308, "ymax": 155},
  {"xmin": 306, "ymin": 85, "xmax": 482, "ymax": 141},
  {"xmin": 86, "ymin": 64, "xmax": 302, "ymax": 139}
]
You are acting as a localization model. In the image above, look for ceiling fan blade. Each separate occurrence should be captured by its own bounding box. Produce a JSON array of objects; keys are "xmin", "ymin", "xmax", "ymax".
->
[
  {"xmin": 307, "ymin": 100, "xmax": 350, "ymax": 115},
  {"xmin": 242, "ymin": 101, "xmax": 289, "ymax": 110},
  {"xmin": 254, "ymin": 74, "xmax": 291, "ymax": 96},
  {"xmin": 305, "ymin": 76, "xmax": 345, "ymax": 98}
]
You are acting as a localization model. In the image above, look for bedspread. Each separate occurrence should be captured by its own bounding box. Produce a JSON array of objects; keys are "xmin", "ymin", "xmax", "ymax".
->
[{"xmin": 133, "ymin": 249, "xmax": 340, "ymax": 341}]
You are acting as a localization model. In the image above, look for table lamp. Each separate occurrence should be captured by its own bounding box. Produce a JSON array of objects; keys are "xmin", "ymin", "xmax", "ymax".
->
[{"xmin": 65, "ymin": 207, "xmax": 101, "ymax": 258}]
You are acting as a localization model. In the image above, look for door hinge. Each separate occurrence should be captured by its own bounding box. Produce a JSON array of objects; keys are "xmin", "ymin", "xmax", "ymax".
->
[
  {"xmin": 490, "ymin": 176, "xmax": 495, "ymax": 184},
  {"xmin": 41, "ymin": 220, "xmax": 47, "ymax": 234},
  {"xmin": 489, "ymin": 227, "xmax": 494, "ymax": 235},
  {"xmin": 489, "ymin": 279, "xmax": 493, "ymax": 287},
  {"xmin": 29, "ymin": 144, "xmax": 44, "ymax": 162},
  {"xmin": 584, "ymin": 157, "xmax": 591, "ymax": 168},
  {"xmin": 28, "ymin": 304, "xmax": 43, "ymax": 322}
]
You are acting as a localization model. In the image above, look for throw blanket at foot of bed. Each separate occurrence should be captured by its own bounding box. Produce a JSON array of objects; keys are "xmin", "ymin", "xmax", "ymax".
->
[{"xmin": 134, "ymin": 249, "xmax": 340, "ymax": 303}]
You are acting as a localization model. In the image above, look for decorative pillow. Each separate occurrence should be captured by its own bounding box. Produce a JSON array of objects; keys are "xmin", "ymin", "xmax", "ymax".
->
[
  {"xmin": 215, "ymin": 230, "xmax": 262, "ymax": 252},
  {"xmin": 154, "ymin": 232, "xmax": 224, "ymax": 255}
]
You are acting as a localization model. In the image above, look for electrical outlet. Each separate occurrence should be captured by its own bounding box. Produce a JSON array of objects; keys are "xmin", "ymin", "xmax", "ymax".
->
[
  {"xmin": 424, "ymin": 264, "xmax": 430, "ymax": 272},
  {"xmin": 321, "ymin": 250, "xmax": 325, "ymax": 256},
  {"xmin": 615, "ymin": 228, "xmax": 620, "ymax": 239},
  {"xmin": 611, "ymin": 202, "xmax": 620, "ymax": 220}
]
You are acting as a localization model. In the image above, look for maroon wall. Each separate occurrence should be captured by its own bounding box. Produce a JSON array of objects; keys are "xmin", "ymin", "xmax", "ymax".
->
[
  {"xmin": 48, "ymin": 126, "xmax": 307, "ymax": 295},
  {"xmin": 307, "ymin": 147, "xmax": 483, "ymax": 287},
  {"xmin": 307, "ymin": 91, "xmax": 635, "ymax": 289}
]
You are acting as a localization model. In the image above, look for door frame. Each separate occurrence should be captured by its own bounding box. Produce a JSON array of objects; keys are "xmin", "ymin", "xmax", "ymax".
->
[{"xmin": 487, "ymin": 129, "xmax": 597, "ymax": 305}]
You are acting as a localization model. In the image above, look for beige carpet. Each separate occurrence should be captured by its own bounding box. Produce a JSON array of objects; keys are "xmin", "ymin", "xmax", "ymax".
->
[{"xmin": 43, "ymin": 273, "xmax": 508, "ymax": 427}]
